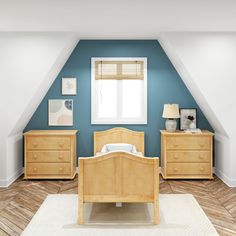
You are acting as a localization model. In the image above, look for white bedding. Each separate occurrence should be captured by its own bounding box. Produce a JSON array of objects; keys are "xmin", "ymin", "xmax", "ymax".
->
[
  {"xmin": 101, "ymin": 143, "xmax": 137, "ymax": 153},
  {"xmin": 96, "ymin": 151, "xmax": 143, "ymax": 156}
]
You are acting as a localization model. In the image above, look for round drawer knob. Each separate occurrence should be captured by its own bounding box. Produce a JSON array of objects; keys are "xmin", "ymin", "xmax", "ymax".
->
[
  {"xmin": 33, "ymin": 154, "xmax": 37, "ymax": 159},
  {"xmin": 59, "ymin": 167, "xmax": 63, "ymax": 172},
  {"xmin": 174, "ymin": 155, "xmax": 178, "ymax": 159},
  {"xmin": 59, "ymin": 155, "xmax": 63, "ymax": 160},
  {"xmin": 199, "ymin": 144, "xmax": 204, "ymax": 148},
  {"xmin": 33, "ymin": 168, "xmax": 37, "ymax": 172},
  {"xmin": 173, "ymin": 168, "xmax": 178, "ymax": 172},
  {"xmin": 199, "ymin": 155, "xmax": 204, "ymax": 159},
  {"xmin": 59, "ymin": 143, "xmax": 64, "ymax": 148},
  {"xmin": 33, "ymin": 143, "xmax": 38, "ymax": 148},
  {"xmin": 200, "ymin": 167, "xmax": 204, "ymax": 172}
]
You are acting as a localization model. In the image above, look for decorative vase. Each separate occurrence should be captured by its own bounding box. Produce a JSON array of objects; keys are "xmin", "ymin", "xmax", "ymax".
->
[{"xmin": 189, "ymin": 121, "xmax": 196, "ymax": 129}]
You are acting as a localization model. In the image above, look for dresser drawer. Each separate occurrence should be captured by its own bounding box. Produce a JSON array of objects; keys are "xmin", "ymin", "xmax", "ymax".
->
[
  {"xmin": 166, "ymin": 136, "xmax": 210, "ymax": 150},
  {"xmin": 27, "ymin": 136, "xmax": 70, "ymax": 150},
  {"xmin": 27, "ymin": 163, "xmax": 71, "ymax": 175},
  {"xmin": 167, "ymin": 151, "xmax": 210, "ymax": 163},
  {"xmin": 27, "ymin": 151, "xmax": 71, "ymax": 163},
  {"xmin": 167, "ymin": 163, "xmax": 211, "ymax": 175}
]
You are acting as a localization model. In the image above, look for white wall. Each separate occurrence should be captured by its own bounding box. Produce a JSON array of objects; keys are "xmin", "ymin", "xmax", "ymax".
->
[
  {"xmin": 159, "ymin": 33, "xmax": 236, "ymax": 186},
  {"xmin": 0, "ymin": 33, "xmax": 78, "ymax": 187}
]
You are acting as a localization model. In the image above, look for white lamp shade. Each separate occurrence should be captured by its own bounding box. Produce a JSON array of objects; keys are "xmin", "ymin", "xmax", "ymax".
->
[{"xmin": 162, "ymin": 104, "xmax": 180, "ymax": 119}]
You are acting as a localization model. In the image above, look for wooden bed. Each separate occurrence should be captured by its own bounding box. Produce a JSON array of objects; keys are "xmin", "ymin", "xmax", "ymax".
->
[{"xmin": 78, "ymin": 127, "xmax": 159, "ymax": 224}]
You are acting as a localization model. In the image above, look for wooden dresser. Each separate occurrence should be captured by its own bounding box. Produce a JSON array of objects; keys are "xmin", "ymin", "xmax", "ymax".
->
[
  {"xmin": 160, "ymin": 130, "xmax": 214, "ymax": 179},
  {"xmin": 24, "ymin": 130, "xmax": 78, "ymax": 179}
]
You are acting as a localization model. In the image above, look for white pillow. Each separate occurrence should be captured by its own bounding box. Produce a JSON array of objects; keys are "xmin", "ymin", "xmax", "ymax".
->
[{"xmin": 101, "ymin": 143, "xmax": 137, "ymax": 154}]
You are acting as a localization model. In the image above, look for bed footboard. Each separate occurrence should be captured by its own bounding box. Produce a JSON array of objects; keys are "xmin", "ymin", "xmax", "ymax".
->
[{"xmin": 78, "ymin": 152, "xmax": 159, "ymax": 224}]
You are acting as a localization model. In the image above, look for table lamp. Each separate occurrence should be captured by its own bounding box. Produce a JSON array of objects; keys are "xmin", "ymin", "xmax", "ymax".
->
[{"xmin": 162, "ymin": 104, "xmax": 180, "ymax": 132}]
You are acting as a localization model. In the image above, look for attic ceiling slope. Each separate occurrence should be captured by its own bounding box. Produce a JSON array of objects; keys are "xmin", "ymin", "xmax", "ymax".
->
[
  {"xmin": 0, "ymin": 32, "xmax": 78, "ymax": 187},
  {"xmin": 10, "ymin": 35, "xmax": 79, "ymax": 136},
  {"xmin": 159, "ymin": 34, "xmax": 227, "ymax": 136},
  {"xmin": 159, "ymin": 32, "xmax": 236, "ymax": 186},
  {"xmin": 1, "ymin": 0, "xmax": 236, "ymax": 35}
]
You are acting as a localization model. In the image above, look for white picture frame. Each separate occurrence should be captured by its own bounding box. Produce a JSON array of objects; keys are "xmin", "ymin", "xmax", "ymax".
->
[
  {"xmin": 48, "ymin": 99, "xmax": 73, "ymax": 126},
  {"xmin": 180, "ymin": 108, "xmax": 197, "ymax": 130},
  {"xmin": 62, "ymin": 78, "xmax": 77, "ymax": 95}
]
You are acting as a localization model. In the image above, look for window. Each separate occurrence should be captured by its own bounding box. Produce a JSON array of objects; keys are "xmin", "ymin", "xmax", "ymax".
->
[{"xmin": 91, "ymin": 58, "xmax": 147, "ymax": 124}]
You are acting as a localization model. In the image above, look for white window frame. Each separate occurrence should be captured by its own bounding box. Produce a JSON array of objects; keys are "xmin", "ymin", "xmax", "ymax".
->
[{"xmin": 91, "ymin": 57, "xmax": 147, "ymax": 124}]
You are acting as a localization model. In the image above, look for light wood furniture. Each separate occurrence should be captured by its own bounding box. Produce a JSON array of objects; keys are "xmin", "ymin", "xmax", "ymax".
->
[
  {"xmin": 161, "ymin": 130, "xmax": 214, "ymax": 179},
  {"xmin": 78, "ymin": 127, "xmax": 159, "ymax": 225},
  {"xmin": 24, "ymin": 130, "xmax": 78, "ymax": 179}
]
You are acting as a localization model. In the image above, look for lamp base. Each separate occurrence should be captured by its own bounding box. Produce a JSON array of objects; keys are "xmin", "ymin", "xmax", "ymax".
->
[{"xmin": 165, "ymin": 119, "xmax": 177, "ymax": 132}]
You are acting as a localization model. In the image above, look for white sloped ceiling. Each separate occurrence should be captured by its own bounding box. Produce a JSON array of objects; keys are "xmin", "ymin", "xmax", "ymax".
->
[
  {"xmin": 0, "ymin": 33, "xmax": 78, "ymax": 186},
  {"xmin": 159, "ymin": 33, "xmax": 236, "ymax": 186}
]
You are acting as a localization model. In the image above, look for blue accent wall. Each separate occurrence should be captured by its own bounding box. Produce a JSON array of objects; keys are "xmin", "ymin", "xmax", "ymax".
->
[{"xmin": 24, "ymin": 40, "xmax": 213, "ymax": 158}]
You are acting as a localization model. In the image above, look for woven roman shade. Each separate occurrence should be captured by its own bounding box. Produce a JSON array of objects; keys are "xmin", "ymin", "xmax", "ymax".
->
[{"xmin": 95, "ymin": 61, "xmax": 144, "ymax": 80}]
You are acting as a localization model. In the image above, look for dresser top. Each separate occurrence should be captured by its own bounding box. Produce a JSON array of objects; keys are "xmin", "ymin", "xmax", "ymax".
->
[
  {"xmin": 24, "ymin": 130, "xmax": 78, "ymax": 136},
  {"xmin": 160, "ymin": 130, "xmax": 214, "ymax": 136}
]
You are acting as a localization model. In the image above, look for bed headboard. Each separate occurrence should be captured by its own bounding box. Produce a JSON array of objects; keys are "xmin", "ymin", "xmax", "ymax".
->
[{"xmin": 93, "ymin": 127, "xmax": 144, "ymax": 155}]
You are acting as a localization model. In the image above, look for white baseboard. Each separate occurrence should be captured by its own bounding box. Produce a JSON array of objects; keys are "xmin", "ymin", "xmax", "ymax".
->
[
  {"xmin": 214, "ymin": 168, "xmax": 236, "ymax": 187},
  {"xmin": 0, "ymin": 167, "xmax": 24, "ymax": 188}
]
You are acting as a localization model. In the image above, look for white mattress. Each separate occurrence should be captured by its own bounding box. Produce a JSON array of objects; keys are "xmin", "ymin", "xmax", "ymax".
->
[
  {"xmin": 101, "ymin": 143, "xmax": 137, "ymax": 153},
  {"xmin": 96, "ymin": 151, "xmax": 143, "ymax": 157}
]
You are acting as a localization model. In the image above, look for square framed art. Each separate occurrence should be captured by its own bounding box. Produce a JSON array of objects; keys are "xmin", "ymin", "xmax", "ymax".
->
[
  {"xmin": 48, "ymin": 99, "xmax": 73, "ymax": 126},
  {"xmin": 61, "ymin": 78, "xmax": 77, "ymax": 95}
]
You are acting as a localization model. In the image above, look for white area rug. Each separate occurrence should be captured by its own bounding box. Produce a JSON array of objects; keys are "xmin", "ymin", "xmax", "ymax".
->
[{"xmin": 21, "ymin": 194, "xmax": 218, "ymax": 236}]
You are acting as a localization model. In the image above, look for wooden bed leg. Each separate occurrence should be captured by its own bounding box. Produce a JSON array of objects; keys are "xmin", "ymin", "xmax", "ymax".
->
[
  {"xmin": 153, "ymin": 158, "xmax": 159, "ymax": 225},
  {"xmin": 78, "ymin": 158, "xmax": 84, "ymax": 224},
  {"xmin": 153, "ymin": 200, "xmax": 159, "ymax": 225},
  {"xmin": 78, "ymin": 200, "xmax": 84, "ymax": 224}
]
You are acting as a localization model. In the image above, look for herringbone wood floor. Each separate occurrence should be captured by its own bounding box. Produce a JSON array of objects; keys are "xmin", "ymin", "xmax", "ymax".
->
[{"xmin": 0, "ymin": 175, "xmax": 235, "ymax": 236}]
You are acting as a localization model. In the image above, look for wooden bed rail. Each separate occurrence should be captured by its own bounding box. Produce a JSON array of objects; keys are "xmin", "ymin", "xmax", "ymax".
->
[{"xmin": 94, "ymin": 127, "xmax": 145, "ymax": 155}]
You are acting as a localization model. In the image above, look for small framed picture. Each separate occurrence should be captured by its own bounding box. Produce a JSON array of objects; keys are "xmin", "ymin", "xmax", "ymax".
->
[
  {"xmin": 48, "ymin": 99, "xmax": 73, "ymax": 126},
  {"xmin": 62, "ymin": 78, "xmax": 77, "ymax": 95},
  {"xmin": 180, "ymin": 108, "xmax": 197, "ymax": 130}
]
